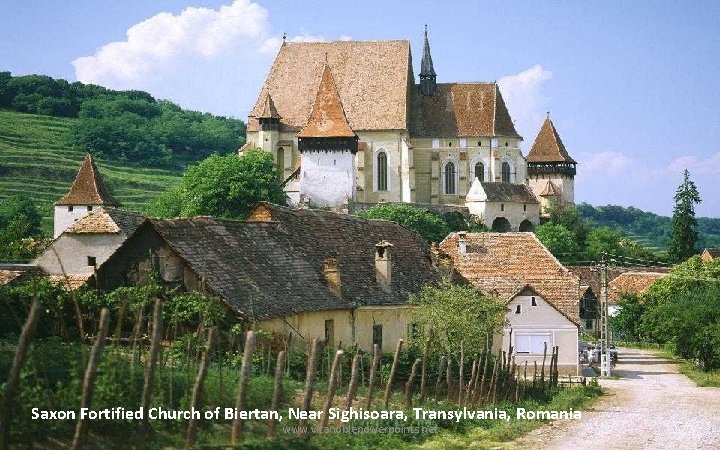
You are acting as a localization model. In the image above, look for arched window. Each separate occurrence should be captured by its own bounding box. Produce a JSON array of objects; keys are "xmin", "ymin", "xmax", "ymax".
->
[
  {"xmin": 377, "ymin": 151, "xmax": 388, "ymax": 191},
  {"xmin": 501, "ymin": 162, "xmax": 511, "ymax": 183},
  {"xmin": 474, "ymin": 162, "xmax": 484, "ymax": 182},
  {"xmin": 444, "ymin": 161, "xmax": 457, "ymax": 195}
]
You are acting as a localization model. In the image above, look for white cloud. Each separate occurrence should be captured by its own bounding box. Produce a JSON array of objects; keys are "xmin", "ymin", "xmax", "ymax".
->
[
  {"xmin": 667, "ymin": 152, "xmax": 720, "ymax": 175},
  {"xmin": 73, "ymin": 0, "xmax": 277, "ymax": 88},
  {"xmin": 581, "ymin": 151, "xmax": 633, "ymax": 175},
  {"xmin": 497, "ymin": 65, "xmax": 552, "ymax": 140}
]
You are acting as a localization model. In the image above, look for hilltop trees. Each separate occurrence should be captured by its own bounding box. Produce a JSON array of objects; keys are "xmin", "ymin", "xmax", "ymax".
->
[
  {"xmin": 148, "ymin": 151, "xmax": 286, "ymax": 219},
  {"xmin": 667, "ymin": 169, "xmax": 702, "ymax": 263}
]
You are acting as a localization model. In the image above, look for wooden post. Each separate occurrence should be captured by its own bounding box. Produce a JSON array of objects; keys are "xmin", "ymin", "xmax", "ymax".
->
[
  {"xmin": 320, "ymin": 350, "xmax": 344, "ymax": 430},
  {"xmin": 0, "ymin": 299, "xmax": 41, "ymax": 450},
  {"xmin": 533, "ymin": 361, "xmax": 538, "ymax": 390},
  {"xmin": 231, "ymin": 330, "xmax": 256, "ymax": 444},
  {"xmin": 489, "ymin": 351, "xmax": 500, "ymax": 405},
  {"xmin": 383, "ymin": 339, "xmax": 403, "ymax": 408},
  {"xmin": 514, "ymin": 367, "xmax": 521, "ymax": 402},
  {"xmin": 185, "ymin": 327, "xmax": 215, "ymax": 450},
  {"xmin": 344, "ymin": 354, "xmax": 360, "ymax": 411},
  {"xmin": 365, "ymin": 344, "xmax": 380, "ymax": 410},
  {"xmin": 136, "ymin": 298, "xmax": 163, "ymax": 449},
  {"xmin": 71, "ymin": 308, "xmax": 110, "ymax": 450},
  {"xmin": 457, "ymin": 340, "xmax": 465, "ymax": 404},
  {"xmin": 267, "ymin": 350, "xmax": 286, "ymax": 438},
  {"xmin": 299, "ymin": 338, "xmax": 323, "ymax": 435},
  {"xmin": 434, "ymin": 356, "xmax": 447, "ymax": 400},
  {"xmin": 475, "ymin": 351, "xmax": 489, "ymax": 406},
  {"xmin": 465, "ymin": 354, "xmax": 478, "ymax": 405},
  {"xmin": 419, "ymin": 337, "xmax": 430, "ymax": 404},
  {"xmin": 404, "ymin": 358, "xmax": 421, "ymax": 408},
  {"xmin": 540, "ymin": 342, "xmax": 547, "ymax": 390}
]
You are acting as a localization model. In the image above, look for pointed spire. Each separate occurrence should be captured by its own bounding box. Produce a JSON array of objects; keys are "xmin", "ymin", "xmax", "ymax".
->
[
  {"xmin": 421, "ymin": 25, "xmax": 436, "ymax": 77},
  {"xmin": 257, "ymin": 92, "xmax": 281, "ymax": 119},
  {"xmin": 57, "ymin": 154, "xmax": 120, "ymax": 206},
  {"xmin": 297, "ymin": 64, "xmax": 356, "ymax": 138},
  {"xmin": 419, "ymin": 25, "xmax": 437, "ymax": 96},
  {"xmin": 527, "ymin": 116, "xmax": 576, "ymax": 163}
]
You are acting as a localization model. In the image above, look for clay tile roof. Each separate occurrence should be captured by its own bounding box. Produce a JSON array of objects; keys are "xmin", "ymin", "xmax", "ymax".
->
[
  {"xmin": 64, "ymin": 208, "xmax": 146, "ymax": 235},
  {"xmin": 297, "ymin": 64, "xmax": 356, "ymax": 138},
  {"xmin": 48, "ymin": 274, "xmax": 91, "ymax": 291},
  {"xmin": 440, "ymin": 232, "xmax": 581, "ymax": 324},
  {"xmin": 704, "ymin": 248, "xmax": 720, "ymax": 259},
  {"xmin": 248, "ymin": 40, "xmax": 411, "ymax": 133},
  {"xmin": 480, "ymin": 182, "xmax": 539, "ymax": 204},
  {"xmin": 410, "ymin": 83, "xmax": 521, "ymax": 138},
  {"xmin": 257, "ymin": 93, "xmax": 281, "ymax": 119},
  {"xmin": 0, "ymin": 270, "xmax": 23, "ymax": 285},
  {"xmin": 608, "ymin": 271, "xmax": 667, "ymax": 303},
  {"xmin": 527, "ymin": 116, "xmax": 576, "ymax": 163},
  {"xmin": 149, "ymin": 202, "xmax": 440, "ymax": 321},
  {"xmin": 539, "ymin": 180, "xmax": 560, "ymax": 197},
  {"xmin": 57, "ymin": 154, "xmax": 120, "ymax": 206}
]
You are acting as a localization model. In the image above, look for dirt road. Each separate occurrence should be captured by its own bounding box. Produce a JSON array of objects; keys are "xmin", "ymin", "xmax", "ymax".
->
[{"xmin": 512, "ymin": 348, "xmax": 720, "ymax": 450}]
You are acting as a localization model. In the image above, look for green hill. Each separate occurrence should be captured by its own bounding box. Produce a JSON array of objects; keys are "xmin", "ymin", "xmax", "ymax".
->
[
  {"xmin": 578, "ymin": 203, "xmax": 720, "ymax": 253},
  {"xmin": 0, "ymin": 109, "xmax": 182, "ymax": 233}
]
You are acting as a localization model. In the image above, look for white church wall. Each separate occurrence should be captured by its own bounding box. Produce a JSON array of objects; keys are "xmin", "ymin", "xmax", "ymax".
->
[
  {"xmin": 54, "ymin": 205, "xmax": 100, "ymax": 238},
  {"xmin": 299, "ymin": 150, "xmax": 355, "ymax": 207}
]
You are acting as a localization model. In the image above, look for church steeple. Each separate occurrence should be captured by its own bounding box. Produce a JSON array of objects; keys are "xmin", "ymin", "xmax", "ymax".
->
[{"xmin": 419, "ymin": 25, "xmax": 437, "ymax": 97}]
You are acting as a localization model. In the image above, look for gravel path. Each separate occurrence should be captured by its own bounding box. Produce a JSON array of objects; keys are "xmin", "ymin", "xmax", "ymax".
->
[{"xmin": 512, "ymin": 347, "xmax": 720, "ymax": 450}]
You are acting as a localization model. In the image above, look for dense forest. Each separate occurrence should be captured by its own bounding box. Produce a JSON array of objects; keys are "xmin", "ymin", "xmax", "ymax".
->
[
  {"xmin": 578, "ymin": 203, "xmax": 720, "ymax": 252},
  {"xmin": 0, "ymin": 72, "xmax": 245, "ymax": 166}
]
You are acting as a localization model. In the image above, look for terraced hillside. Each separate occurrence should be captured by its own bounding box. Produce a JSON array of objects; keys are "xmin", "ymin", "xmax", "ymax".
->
[{"xmin": 0, "ymin": 109, "xmax": 182, "ymax": 233}]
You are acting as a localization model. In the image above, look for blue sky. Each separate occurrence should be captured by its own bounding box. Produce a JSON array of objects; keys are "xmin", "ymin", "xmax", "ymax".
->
[{"xmin": 2, "ymin": 0, "xmax": 719, "ymax": 217}]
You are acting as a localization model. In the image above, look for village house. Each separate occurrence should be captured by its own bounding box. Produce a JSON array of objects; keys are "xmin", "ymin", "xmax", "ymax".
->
[
  {"xmin": 243, "ymin": 29, "xmax": 577, "ymax": 230},
  {"xmin": 607, "ymin": 271, "xmax": 667, "ymax": 316},
  {"xmin": 439, "ymin": 231, "xmax": 582, "ymax": 375},
  {"xmin": 702, "ymin": 248, "xmax": 720, "ymax": 262}
]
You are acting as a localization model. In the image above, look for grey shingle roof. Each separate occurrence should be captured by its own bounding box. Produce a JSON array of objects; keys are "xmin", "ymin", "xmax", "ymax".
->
[{"xmin": 480, "ymin": 182, "xmax": 539, "ymax": 203}]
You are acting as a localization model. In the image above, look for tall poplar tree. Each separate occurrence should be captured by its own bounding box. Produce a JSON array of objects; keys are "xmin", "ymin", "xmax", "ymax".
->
[{"xmin": 667, "ymin": 169, "xmax": 701, "ymax": 262}]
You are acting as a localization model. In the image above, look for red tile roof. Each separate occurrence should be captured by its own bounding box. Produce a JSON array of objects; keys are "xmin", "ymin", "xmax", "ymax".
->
[
  {"xmin": 527, "ymin": 116, "xmax": 576, "ymax": 163},
  {"xmin": 297, "ymin": 64, "xmax": 356, "ymax": 138},
  {"xmin": 57, "ymin": 154, "xmax": 120, "ymax": 206}
]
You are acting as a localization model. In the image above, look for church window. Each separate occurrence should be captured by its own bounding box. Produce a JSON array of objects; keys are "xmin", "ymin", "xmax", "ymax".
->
[
  {"xmin": 443, "ymin": 161, "xmax": 457, "ymax": 195},
  {"xmin": 448, "ymin": 141, "xmax": 452, "ymax": 147},
  {"xmin": 474, "ymin": 162, "xmax": 484, "ymax": 182},
  {"xmin": 377, "ymin": 151, "xmax": 388, "ymax": 191},
  {"xmin": 276, "ymin": 147, "xmax": 285, "ymax": 170},
  {"xmin": 505, "ymin": 141, "xmax": 509, "ymax": 147},
  {"xmin": 501, "ymin": 162, "xmax": 511, "ymax": 183}
]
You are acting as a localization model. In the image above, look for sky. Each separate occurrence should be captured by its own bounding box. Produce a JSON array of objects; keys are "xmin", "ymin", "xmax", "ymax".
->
[{"xmin": 2, "ymin": 0, "xmax": 719, "ymax": 218}]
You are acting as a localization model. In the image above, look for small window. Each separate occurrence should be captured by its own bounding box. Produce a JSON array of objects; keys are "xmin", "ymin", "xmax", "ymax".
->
[
  {"xmin": 68, "ymin": 206, "xmax": 74, "ymax": 212},
  {"xmin": 515, "ymin": 304, "xmax": 522, "ymax": 314},
  {"xmin": 324, "ymin": 319, "xmax": 335, "ymax": 348},
  {"xmin": 87, "ymin": 205, "xmax": 93, "ymax": 212},
  {"xmin": 531, "ymin": 297, "xmax": 537, "ymax": 307},
  {"xmin": 448, "ymin": 141, "xmax": 452, "ymax": 147},
  {"xmin": 477, "ymin": 141, "xmax": 482, "ymax": 147},
  {"xmin": 523, "ymin": 204, "xmax": 527, "ymax": 212},
  {"xmin": 87, "ymin": 256, "xmax": 96, "ymax": 267},
  {"xmin": 501, "ymin": 203, "xmax": 505, "ymax": 212},
  {"xmin": 372, "ymin": 324, "xmax": 383, "ymax": 350},
  {"xmin": 585, "ymin": 320, "xmax": 593, "ymax": 329},
  {"xmin": 505, "ymin": 142, "xmax": 509, "ymax": 147}
]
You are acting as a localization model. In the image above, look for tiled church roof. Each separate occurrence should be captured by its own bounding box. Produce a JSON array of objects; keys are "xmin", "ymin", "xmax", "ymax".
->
[
  {"xmin": 148, "ymin": 203, "xmax": 440, "ymax": 321},
  {"xmin": 257, "ymin": 93, "xmax": 281, "ymax": 119},
  {"xmin": 527, "ymin": 116, "xmax": 576, "ymax": 163},
  {"xmin": 410, "ymin": 83, "xmax": 521, "ymax": 138},
  {"xmin": 57, "ymin": 154, "xmax": 120, "ymax": 206},
  {"xmin": 440, "ymin": 232, "xmax": 580, "ymax": 324},
  {"xmin": 297, "ymin": 64, "xmax": 356, "ymax": 138},
  {"xmin": 248, "ymin": 40, "xmax": 412, "ymax": 133},
  {"xmin": 480, "ymin": 182, "xmax": 539, "ymax": 203}
]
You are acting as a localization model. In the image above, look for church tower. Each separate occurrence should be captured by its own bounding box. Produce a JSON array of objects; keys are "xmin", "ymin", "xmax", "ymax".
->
[
  {"xmin": 419, "ymin": 25, "xmax": 437, "ymax": 97},
  {"xmin": 54, "ymin": 154, "xmax": 120, "ymax": 238},
  {"xmin": 526, "ymin": 115, "xmax": 577, "ymax": 214},
  {"xmin": 257, "ymin": 92, "xmax": 281, "ymax": 153},
  {"xmin": 297, "ymin": 63, "xmax": 358, "ymax": 207}
]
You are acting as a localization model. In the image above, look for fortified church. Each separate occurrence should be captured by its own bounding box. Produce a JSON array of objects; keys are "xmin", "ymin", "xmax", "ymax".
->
[{"xmin": 244, "ymin": 28, "xmax": 577, "ymax": 231}]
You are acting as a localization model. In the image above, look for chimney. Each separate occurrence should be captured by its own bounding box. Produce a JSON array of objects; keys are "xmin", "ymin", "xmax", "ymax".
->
[
  {"xmin": 375, "ymin": 241, "xmax": 393, "ymax": 293},
  {"xmin": 457, "ymin": 231, "xmax": 467, "ymax": 255},
  {"xmin": 323, "ymin": 257, "xmax": 341, "ymax": 296}
]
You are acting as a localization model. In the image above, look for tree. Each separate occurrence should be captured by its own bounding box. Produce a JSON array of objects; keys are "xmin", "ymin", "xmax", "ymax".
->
[
  {"xmin": 667, "ymin": 169, "xmax": 701, "ymax": 263},
  {"xmin": 546, "ymin": 203, "xmax": 591, "ymax": 249},
  {"xmin": 609, "ymin": 294, "xmax": 646, "ymax": 341},
  {"xmin": 410, "ymin": 282, "xmax": 506, "ymax": 358},
  {"xmin": 147, "ymin": 151, "xmax": 286, "ymax": 219},
  {"xmin": 534, "ymin": 222, "xmax": 581, "ymax": 262},
  {"xmin": 357, "ymin": 204, "xmax": 451, "ymax": 243}
]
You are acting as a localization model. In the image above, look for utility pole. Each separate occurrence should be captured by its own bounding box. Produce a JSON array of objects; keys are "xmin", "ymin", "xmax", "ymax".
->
[{"xmin": 598, "ymin": 253, "xmax": 611, "ymax": 377}]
